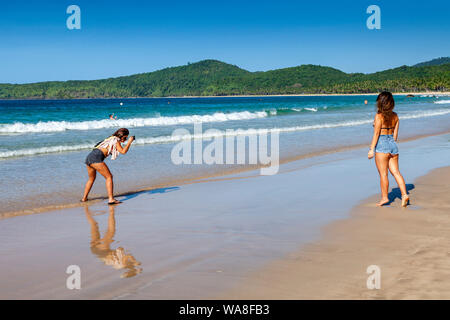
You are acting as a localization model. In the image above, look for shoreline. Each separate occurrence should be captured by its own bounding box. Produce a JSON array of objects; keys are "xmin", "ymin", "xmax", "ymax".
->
[
  {"xmin": 2, "ymin": 129, "xmax": 449, "ymax": 221},
  {"xmin": 0, "ymin": 133, "xmax": 449, "ymax": 299},
  {"xmin": 221, "ymin": 165, "xmax": 450, "ymax": 299},
  {"xmin": 1, "ymin": 92, "xmax": 449, "ymax": 101}
]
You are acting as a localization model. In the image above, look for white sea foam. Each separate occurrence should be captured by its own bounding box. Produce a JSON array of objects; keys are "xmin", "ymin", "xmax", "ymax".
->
[
  {"xmin": 434, "ymin": 100, "xmax": 450, "ymax": 104},
  {"xmin": 1, "ymin": 109, "xmax": 449, "ymax": 159},
  {"xmin": 0, "ymin": 120, "xmax": 371, "ymax": 159},
  {"xmin": 0, "ymin": 111, "xmax": 269, "ymax": 134},
  {"xmin": 399, "ymin": 109, "xmax": 450, "ymax": 119},
  {"xmin": 0, "ymin": 144, "xmax": 94, "ymax": 159},
  {"xmin": 304, "ymin": 107, "xmax": 318, "ymax": 112}
]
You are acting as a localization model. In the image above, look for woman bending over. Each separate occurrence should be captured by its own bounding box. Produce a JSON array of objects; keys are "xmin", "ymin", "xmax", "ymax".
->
[{"xmin": 82, "ymin": 128, "xmax": 135, "ymax": 205}]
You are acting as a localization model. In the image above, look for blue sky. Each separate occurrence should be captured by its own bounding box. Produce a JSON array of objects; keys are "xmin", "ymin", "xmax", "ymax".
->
[{"xmin": 0, "ymin": 0, "xmax": 449, "ymax": 83}]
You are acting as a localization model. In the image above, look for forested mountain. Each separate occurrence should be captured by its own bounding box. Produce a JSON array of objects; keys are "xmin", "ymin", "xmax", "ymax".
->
[
  {"xmin": 413, "ymin": 57, "xmax": 450, "ymax": 67},
  {"xmin": 1, "ymin": 59, "xmax": 449, "ymax": 99}
]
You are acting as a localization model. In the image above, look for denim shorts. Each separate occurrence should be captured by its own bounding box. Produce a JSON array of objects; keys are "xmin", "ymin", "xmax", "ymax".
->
[
  {"xmin": 85, "ymin": 148, "xmax": 106, "ymax": 165},
  {"xmin": 375, "ymin": 134, "xmax": 399, "ymax": 155}
]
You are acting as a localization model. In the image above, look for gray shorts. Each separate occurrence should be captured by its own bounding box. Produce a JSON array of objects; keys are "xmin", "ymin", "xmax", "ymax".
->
[{"xmin": 85, "ymin": 149, "xmax": 106, "ymax": 166}]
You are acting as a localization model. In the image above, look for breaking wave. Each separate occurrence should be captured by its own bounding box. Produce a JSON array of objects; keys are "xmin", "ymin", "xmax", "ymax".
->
[
  {"xmin": 0, "ymin": 111, "xmax": 268, "ymax": 134},
  {"xmin": 1, "ymin": 109, "xmax": 449, "ymax": 159}
]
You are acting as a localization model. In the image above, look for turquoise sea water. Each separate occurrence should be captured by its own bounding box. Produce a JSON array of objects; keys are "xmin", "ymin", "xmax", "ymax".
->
[{"xmin": 0, "ymin": 95, "xmax": 449, "ymax": 213}]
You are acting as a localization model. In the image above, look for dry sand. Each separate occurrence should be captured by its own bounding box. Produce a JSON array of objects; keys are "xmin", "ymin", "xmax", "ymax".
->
[{"xmin": 223, "ymin": 166, "xmax": 450, "ymax": 299}]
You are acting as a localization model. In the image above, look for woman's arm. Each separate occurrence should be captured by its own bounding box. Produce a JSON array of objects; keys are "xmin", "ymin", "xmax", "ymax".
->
[
  {"xmin": 116, "ymin": 136, "xmax": 135, "ymax": 154},
  {"xmin": 368, "ymin": 114, "xmax": 381, "ymax": 159},
  {"xmin": 393, "ymin": 116, "xmax": 399, "ymax": 141}
]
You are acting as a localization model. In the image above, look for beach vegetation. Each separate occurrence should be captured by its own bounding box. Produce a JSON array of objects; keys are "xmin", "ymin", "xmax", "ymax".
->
[{"xmin": 1, "ymin": 59, "xmax": 449, "ymax": 99}]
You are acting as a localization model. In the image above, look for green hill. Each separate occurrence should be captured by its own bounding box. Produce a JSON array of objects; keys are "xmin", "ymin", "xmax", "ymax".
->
[
  {"xmin": 413, "ymin": 57, "xmax": 450, "ymax": 67},
  {"xmin": 1, "ymin": 59, "xmax": 449, "ymax": 99}
]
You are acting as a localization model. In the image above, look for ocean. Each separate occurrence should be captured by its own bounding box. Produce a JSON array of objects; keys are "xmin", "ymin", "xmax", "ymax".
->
[{"xmin": 1, "ymin": 95, "xmax": 449, "ymax": 214}]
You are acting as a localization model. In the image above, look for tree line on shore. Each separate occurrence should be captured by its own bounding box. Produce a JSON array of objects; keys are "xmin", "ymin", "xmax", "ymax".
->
[{"xmin": 1, "ymin": 59, "xmax": 449, "ymax": 99}]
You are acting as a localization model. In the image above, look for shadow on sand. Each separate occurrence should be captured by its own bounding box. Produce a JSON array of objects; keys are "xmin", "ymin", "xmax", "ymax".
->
[
  {"xmin": 386, "ymin": 183, "xmax": 415, "ymax": 205},
  {"xmin": 119, "ymin": 186, "xmax": 180, "ymax": 202}
]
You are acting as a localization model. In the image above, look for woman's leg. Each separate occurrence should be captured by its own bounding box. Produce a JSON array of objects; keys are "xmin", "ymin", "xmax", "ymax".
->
[
  {"xmin": 375, "ymin": 152, "xmax": 390, "ymax": 206},
  {"xmin": 82, "ymin": 165, "xmax": 97, "ymax": 201},
  {"xmin": 90, "ymin": 162, "xmax": 119, "ymax": 203},
  {"xmin": 388, "ymin": 155, "xmax": 409, "ymax": 206}
]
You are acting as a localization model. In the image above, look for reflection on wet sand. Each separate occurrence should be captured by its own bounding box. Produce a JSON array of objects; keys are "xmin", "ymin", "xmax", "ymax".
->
[{"xmin": 85, "ymin": 205, "xmax": 142, "ymax": 278}]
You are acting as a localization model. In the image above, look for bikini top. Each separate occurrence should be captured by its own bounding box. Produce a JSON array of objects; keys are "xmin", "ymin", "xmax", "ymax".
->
[
  {"xmin": 380, "ymin": 119, "xmax": 397, "ymax": 130},
  {"xmin": 373, "ymin": 116, "xmax": 397, "ymax": 131},
  {"xmin": 373, "ymin": 124, "xmax": 395, "ymax": 130}
]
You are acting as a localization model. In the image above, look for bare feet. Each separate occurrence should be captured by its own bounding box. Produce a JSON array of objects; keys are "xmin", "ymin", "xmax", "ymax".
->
[
  {"xmin": 377, "ymin": 198, "xmax": 389, "ymax": 206},
  {"xmin": 81, "ymin": 198, "xmax": 88, "ymax": 202},
  {"xmin": 401, "ymin": 194, "xmax": 410, "ymax": 207},
  {"xmin": 108, "ymin": 199, "xmax": 122, "ymax": 205}
]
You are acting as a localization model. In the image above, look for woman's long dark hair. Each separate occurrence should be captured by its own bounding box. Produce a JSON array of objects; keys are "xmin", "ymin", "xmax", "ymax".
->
[
  {"xmin": 112, "ymin": 128, "xmax": 129, "ymax": 139},
  {"xmin": 94, "ymin": 128, "xmax": 129, "ymax": 148},
  {"xmin": 376, "ymin": 91, "xmax": 395, "ymax": 123}
]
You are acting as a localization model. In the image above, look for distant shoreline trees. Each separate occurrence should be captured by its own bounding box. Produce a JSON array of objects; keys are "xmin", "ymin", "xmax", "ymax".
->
[{"xmin": 0, "ymin": 60, "xmax": 448, "ymax": 99}]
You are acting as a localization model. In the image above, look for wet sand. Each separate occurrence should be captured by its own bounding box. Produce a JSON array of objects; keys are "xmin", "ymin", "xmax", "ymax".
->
[
  {"xmin": 2, "ymin": 129, "xmax": 448, "ymax": 221},
  {"xmin": 223, "ymin": 166, "xmax": 450, "ymax": 299},
  {"xmin": 0, "ymin": 134, "xmax": 449, "ymax": 299}
]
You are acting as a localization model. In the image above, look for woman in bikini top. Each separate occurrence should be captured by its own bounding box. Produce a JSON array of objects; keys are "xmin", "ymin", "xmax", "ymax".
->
[{"xmin": 368, "ymin": 92, "xmax": 409, "ymax": 207}]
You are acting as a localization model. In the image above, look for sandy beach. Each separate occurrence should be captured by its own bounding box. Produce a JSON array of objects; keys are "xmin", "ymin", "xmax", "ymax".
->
[
  {"xmin": 0, "ymin": 133, "xmax": 449, "ymax": 299},
  {"xmin": 222, "ymin": 165, "xmax": 450, "ymax": 299},
  {"xmin": 2, "ymin": 0, "xmax": 449, "ymax": 303}
]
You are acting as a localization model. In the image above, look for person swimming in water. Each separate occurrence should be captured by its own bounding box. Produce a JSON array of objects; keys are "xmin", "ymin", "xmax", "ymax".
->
[
  {"xmin": 82, "ymin": 128, "xmax": 134, "ymax": 205},
  {"xmin": 109, "ymin": 113, "xmax": 118, "ymax": 120}
]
